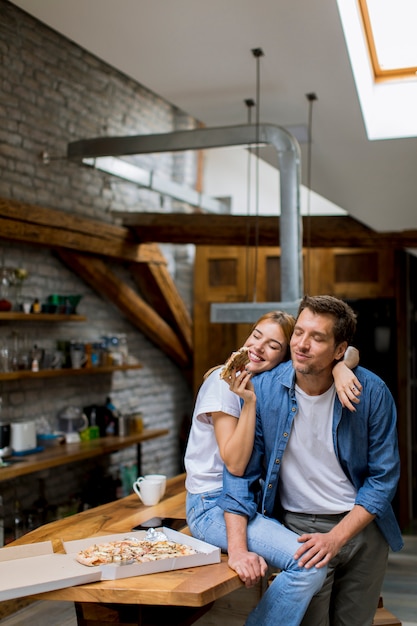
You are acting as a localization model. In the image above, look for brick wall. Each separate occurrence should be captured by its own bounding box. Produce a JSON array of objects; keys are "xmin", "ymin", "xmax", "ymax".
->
[{"xmin": 0, "ymin": 1, "xmax": 196, "ymax": 538}]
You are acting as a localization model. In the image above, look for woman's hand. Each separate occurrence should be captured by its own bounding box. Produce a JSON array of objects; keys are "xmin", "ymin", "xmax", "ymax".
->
[
  {"xmin": 333, "ymin": 362, "xmax": 362, "ymax": 411},
  {"xmin": 227, "ymin": 368, "xmax": 255, "ymax": 403}
]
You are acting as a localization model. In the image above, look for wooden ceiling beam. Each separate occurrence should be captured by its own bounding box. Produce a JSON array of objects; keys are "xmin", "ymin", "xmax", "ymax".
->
[
  {"xmin": 117, "ymin": 211, "xmax": 417, "ymax": 249},
  {"xmin": 0, "ymin": 197, "xmax": 161, "ymax": 263},
  {"xmin": 57, "ymin": 251, "xmax": 191, "ymax": 370}
]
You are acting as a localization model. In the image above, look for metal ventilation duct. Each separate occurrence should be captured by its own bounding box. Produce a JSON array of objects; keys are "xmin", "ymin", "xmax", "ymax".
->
[{"xmin": 68, "ymin": 123, "xmax": 303, "ymax": 322}]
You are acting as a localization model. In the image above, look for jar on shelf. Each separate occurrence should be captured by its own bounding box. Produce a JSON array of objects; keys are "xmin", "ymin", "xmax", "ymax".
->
[
  {"xmin": 0, "ymin": 267, "xmax": 15, "ymax": 311},
  {"xmin": 118, "ymin": 334, "xmax": 129, "ymax": 364},
  {"xmin": 13, "ymin": 268, "xmax": 29, "ymax": 311}
]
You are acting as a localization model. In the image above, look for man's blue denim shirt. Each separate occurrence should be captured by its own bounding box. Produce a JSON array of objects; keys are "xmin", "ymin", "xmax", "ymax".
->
[{"xmin": 218, "ymin": 361, "xmax": 403, "ymax": 552}]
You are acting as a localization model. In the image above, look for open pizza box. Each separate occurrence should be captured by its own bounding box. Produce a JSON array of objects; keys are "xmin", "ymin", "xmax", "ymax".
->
[
  {"xmin": 63, "ymin": 528, "xmax": 221, "ymax": 580},
  {"xmin": 0, "ymin": 529, "xmax": 220, "ymax": 599},
  {"xmin": 0, "ymin": 541, "xmax": 101, "ymax": 601}
]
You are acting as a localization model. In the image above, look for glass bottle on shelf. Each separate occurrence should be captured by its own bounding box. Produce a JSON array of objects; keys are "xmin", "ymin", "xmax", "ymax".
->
[
  {"xmin": 13, "ymin": 499, "xmax": 24, "ymax": 540},
  {"xmin": 118, "ymin": 334, "xmax": 129, "ymax": 364},
  {"xmin": 0, "ymin": 267, "xmax": 14, "ymax": 312}
]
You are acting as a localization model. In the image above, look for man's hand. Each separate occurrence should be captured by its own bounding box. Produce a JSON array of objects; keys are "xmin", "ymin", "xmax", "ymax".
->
[
  {"xmin": 228, "ymin": 549, "xmax": 268, "ymax": 587},
  {"xmin": 293, "ymin": 505, "xmax": 375, "ymax": 569},
  {"xmin": 293, "ymin": 531, "xmax": 343, "ymax": 569}
]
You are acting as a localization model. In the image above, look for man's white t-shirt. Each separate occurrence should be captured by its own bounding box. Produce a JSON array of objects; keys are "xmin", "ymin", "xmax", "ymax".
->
[{"xmin": 279, "ymin": 383, "xmax": 357, "ymax": 514}]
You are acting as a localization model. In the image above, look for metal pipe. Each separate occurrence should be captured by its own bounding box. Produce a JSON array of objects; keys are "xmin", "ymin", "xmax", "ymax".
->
[{"xmin": 68, "ymin": 123, "xmax": 303, "ymax": 317}]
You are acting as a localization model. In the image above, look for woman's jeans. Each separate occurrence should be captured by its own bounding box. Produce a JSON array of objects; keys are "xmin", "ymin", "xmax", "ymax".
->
[{"xmin": 186, "ymin": 490, "xmax": 327, "ymax": 626}]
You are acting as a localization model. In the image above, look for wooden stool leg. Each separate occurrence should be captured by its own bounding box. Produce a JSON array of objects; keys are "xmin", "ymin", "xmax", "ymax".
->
[{"xmin": 372, "ymin": 597, "xmax": 402, "ymax": 626}]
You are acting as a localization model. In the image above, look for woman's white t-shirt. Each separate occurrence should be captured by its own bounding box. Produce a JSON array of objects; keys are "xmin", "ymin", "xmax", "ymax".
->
[{"xmin": 184, "ymin": 368, "xmax": 241, "ymax": 494}]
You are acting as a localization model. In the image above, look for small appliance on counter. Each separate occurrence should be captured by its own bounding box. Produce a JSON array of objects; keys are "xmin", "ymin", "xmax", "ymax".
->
[
  {"xmin": 57, "ymin": 406, "xmax": 89, "ymax": 443},
  {"xmin": 0, "ymin": 398, "xmax": 11, "ymax": 459},
  {"xmin": 0, "ymin": 421, "xmax": 11, "ymax": 459},
  {"xmin": 10, "ymin": 420, "xmax": 37, "ymax": 453}
]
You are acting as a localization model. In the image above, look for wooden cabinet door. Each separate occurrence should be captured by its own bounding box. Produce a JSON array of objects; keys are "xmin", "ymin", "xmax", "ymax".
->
[
  {"xmin": 193, "ymin": 245, "xmax": 395, "ymax": 390},
  {"xmin": 193, "ymin": 245, "xmax": 281, "ymax": 389}
]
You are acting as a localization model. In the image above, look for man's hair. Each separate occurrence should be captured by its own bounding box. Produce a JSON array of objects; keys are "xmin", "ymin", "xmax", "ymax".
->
[{"xmin": 297, "ymin": 295, "xmax": 357, "ymax": 346}]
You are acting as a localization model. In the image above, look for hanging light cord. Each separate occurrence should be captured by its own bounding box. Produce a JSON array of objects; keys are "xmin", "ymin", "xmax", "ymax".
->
[
  {"xmin": 244, "ymin": 98, "xmax": 255, "ymax": 301},
  {"xmin": 251, "ymin": 47, "xmax": 264, "ymax": 302},
  {"xmin": 305, "ymin": 92, "xmax": 317, "ymax": 295}
]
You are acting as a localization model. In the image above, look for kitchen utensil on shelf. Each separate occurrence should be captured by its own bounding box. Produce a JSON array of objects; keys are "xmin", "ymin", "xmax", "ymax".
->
[
  {"xmin": 30, "ymin": 345, "xmax": 44, "ymax": 371},
  {"xmin": 57, "ymin": 406, "xmax": 89, "ymax": 443},
  {"xmin": 69, "ymin": 341, "xmax": 86, "ymax": 369},
  {"xmin": 0, "ymin": 267, "xmax": 15, "ymax": 311},
  {"xmin": 0, "ymin": 397, "xmax": 11, "ymax": 459},
  {"xmin": 0, "ymin": 344, "xmax": 9, "ymax": 373},
  {"xmin": 10, "ymin": 420, "xmax": 37, "ymax": 452},
  {"xmin": 0, "ymin": 422, "xmax": 11, "ymax": 458},
  {"xmin": 47, "ymin": 294, "xmax": 82, "ymax": 314}
]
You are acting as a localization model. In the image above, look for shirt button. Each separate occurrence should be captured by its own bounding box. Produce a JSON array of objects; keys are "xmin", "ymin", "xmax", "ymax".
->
[
  {"xmin": 292, "ymin": 407, "xmax": 296, "ymax": 412},
  {"xmin": 283, "ymin": 432, "xmax": 288, "ymax": 437},
  {"xmin": 268, "ymin": 483, "xmax": 273, "ymax": 489},
  {"xmin": 275, "ymin": 458, "xmax": 280, "ymax": 464}
]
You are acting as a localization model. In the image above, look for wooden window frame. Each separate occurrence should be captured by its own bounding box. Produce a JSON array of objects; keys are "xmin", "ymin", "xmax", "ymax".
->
[{"xmin": 358, "ymin": 0, "xmax": 417, "ymax": 82}]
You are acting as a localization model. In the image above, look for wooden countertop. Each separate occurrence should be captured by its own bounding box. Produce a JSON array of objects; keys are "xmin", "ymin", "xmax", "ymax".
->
[
  {"xmin": 0, "ymin": 430, "xmax": 168, "ymax": 482},
  {"xmin": 7, "ymin": 474, "xmax": 242, "ymax": 607}
]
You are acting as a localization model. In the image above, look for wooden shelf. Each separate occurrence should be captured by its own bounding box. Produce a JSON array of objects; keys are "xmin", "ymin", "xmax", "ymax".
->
[
  {"xmin": 0, "ymin": 312, "xmax": 86, "ymax": 322},
  {"xmin": 0, "ymin": 429, "xmax": 169, "ymax": 482},
  {"xmin": 0, "ymin": 363, "xmax": 142, "ymax": 382}
]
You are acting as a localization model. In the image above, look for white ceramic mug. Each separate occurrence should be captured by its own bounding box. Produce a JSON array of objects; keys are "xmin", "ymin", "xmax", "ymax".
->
[
  {"xmin": 133, "ymin": 477, "xmax": 162, "ymax": 506},
  {"xmin": 143, "ymin": 474, "xmax": 166, "ymax": 498}
]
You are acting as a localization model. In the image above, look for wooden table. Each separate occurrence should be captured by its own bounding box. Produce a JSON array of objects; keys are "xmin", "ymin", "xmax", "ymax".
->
[
  {"xmin": 5, "ymin": 474, "xmax": 400, "ymax": 626},
  {"xmin": 6, "ymin": 474, "xmax": 243, "ymax": 626},
  {"xmin": 0, "ymin": 429, "xmax": 168, "ymax": 482}
]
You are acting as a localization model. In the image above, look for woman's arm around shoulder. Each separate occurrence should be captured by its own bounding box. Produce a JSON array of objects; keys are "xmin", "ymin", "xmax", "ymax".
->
[{"xmin": 333, "ymin": 346, "xmax": 362, "ymax": 411}]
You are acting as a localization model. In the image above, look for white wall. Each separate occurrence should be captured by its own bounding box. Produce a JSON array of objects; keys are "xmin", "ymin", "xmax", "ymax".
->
[{"xmin": 203, "ymin": 147, "xmax": 347, "ymax": 217}]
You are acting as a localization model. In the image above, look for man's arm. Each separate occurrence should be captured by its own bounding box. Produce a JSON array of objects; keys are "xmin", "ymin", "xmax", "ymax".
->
[
  {"xmin": 293, "ymin": 504, "xmax": 375, "ymax": 569},
  {"xmin": 224, "ymin": 512, "xmax": 268, "ymax": 587}
]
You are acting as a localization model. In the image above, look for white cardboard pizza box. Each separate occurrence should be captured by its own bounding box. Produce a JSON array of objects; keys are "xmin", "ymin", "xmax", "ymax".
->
[
  {"xmin": 0, "ymin": 542, "xmax": 101, "ymax": 601},
  {"xmin": 0, "ymin": 541, "xmax": 53, "ymax": 562},
  {"xmin": 63, "ymin": 528, "xmax": 221, "ymax": 580}
]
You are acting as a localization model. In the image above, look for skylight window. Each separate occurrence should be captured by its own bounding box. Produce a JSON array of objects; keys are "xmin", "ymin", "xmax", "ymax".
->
[
  {"xmin": 358, "ymin": 0, "xmax": 417, "ymax": 80},
  {"xmin": 337, "ymin": 0, "xmax": 417, "ymax": 140}
]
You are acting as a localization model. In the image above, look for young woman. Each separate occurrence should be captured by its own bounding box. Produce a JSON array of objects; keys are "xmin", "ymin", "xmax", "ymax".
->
[{"xmin": 184, "ymin": 311, "xmax": 361, "ymax": 626}]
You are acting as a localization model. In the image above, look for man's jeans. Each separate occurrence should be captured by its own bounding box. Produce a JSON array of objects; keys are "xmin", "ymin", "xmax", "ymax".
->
[
  {"xmin": 186, "ymin": 490, "xmax": 327, "ymax": 626},
  {"xmin": 284, "ymin": 511, "xmax": 389, "ymax": 626}
]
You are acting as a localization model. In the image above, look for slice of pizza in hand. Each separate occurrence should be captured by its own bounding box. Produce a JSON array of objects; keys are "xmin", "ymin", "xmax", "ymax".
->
[{"xmin": 220, "ymin": 346, "xmax": 250, "ymax": 380}]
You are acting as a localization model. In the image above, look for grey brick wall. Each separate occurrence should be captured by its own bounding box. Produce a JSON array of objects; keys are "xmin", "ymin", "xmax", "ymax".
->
[{"xmin": 0, "ymin": 1, "xmax": 196, "ymax": 538}]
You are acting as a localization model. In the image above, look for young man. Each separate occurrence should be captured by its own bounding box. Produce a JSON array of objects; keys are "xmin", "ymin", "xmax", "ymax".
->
[{"xmin": 218, "ymin": 295, "xmax": 403, "ymax": 626}]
